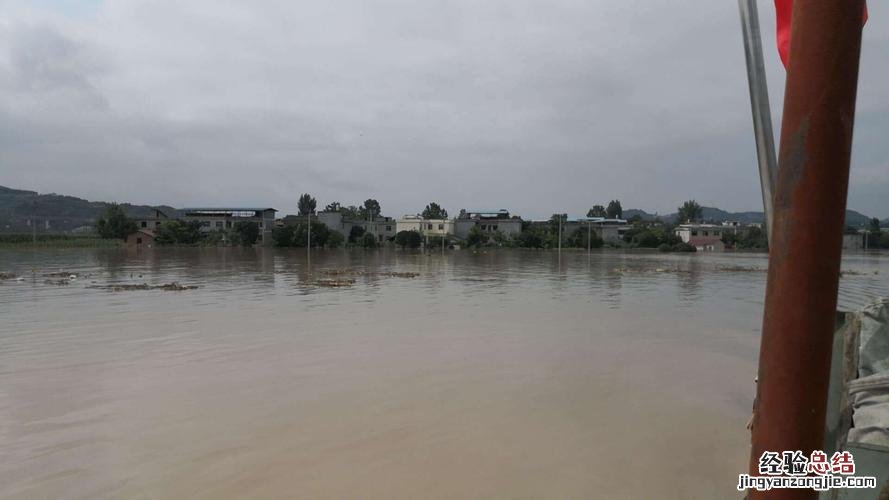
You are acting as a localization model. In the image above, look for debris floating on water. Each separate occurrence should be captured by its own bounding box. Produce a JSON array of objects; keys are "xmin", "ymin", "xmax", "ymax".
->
[
  {"xmin": 87, "ymin": 282, "xmax": 199, "ymax": 292},
  {"xmin": 44, "ymin": 271, "xmax": 80, "ymax": 278},
  {"xmin": 840, "ymin": 269, "xmax": 863, "ymax": 276},
  {"xmin": 319, "ymin": 269, "xmax": 419, "ymax": 278},
  {"xmin": 309, "ymin": 278, "xmax": 356, "ymax": 287},
  {"xmin": 0, "ymin": 272, "xmax": 17, "ymax": 280},
  {"xmin": 715, "ymin": 265, "xmax": 767, "ymax": 273}
]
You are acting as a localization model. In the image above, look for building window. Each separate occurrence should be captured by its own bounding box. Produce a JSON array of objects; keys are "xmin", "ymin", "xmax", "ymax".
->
[
  {"xmin": 216, "ymin": 221, "xmax": 223, "ymax": 228},
  {"xmin": 141, "ymin": 221, "xmax": 147, "ymax": 228},
  {"xmin": 691, "ymin": 230, "xmax": 698, "ymax": 236},
  {"xmin": 201, "ymin": 221, "xmax": 210, "ymax": 227},
  {"xmin": 259, "ymin": 222, "xmax": 264, "ymax": 228},
  {"xmin": 492, "ymin": 225, "xmax": 498, "ymax": 231},
  {"xmin": 481, "ymin": 225, "xmax": 487, "ymax": 230},
  {"xmin": 386, "ymin": 225, "xmax": 392, "ymax": 231},
  {"xmin": 226, "ymin": 221, "xmax": 232, "ymax": 228},
  {"xmin": 438, "ymin": 224, "xmax": 444, "ymax": 230},
  {"xmin": 156, "ymin": 221, "xmax": 161, "ymax": 227},
  {"xmin": 427, "ymin": 224, "xmax": 432, "ymax": 230},
  {"xmin": 136, "ymin": 237, "xmax": 143, "ymax": 244}
]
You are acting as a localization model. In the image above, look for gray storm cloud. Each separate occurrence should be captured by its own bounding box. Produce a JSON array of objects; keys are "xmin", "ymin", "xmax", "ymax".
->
[{"xmin": 0, "ymin": 0, "xmax": 887, "ymax": 218}]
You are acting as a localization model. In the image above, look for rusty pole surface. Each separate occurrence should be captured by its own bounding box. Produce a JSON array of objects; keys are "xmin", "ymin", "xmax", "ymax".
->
[{"xmin": 748, "ymin": 0, "xmax": 864, "ymax": 498}]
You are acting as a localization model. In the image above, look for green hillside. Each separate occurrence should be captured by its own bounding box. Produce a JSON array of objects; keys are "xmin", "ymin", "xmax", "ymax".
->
[{"xmin": 0, "ymin": 185, "xmax": 177, "ymax": 233}]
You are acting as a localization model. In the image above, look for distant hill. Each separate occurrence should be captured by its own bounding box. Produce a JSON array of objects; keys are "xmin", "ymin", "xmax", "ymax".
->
[
  {"xmin": 0, "ymin": 185, "xmax": 177, "ymax": 233},
  {"xmin": 624, "ymin": 206, "xmax": 877, "ymax": 227}
]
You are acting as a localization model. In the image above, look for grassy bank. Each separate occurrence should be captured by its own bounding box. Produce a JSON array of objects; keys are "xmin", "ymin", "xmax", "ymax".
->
[{"xmin": 0, "ymin": 234, "xmax": 121, "ymax": 248}]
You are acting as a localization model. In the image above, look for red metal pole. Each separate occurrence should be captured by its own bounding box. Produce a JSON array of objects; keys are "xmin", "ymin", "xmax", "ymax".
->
[{"xmin": 748, "ymin": 0, "xmax": 864, "ymax": 498}]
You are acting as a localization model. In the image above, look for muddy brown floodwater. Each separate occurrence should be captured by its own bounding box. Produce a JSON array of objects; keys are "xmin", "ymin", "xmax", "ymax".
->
[{"xmin": 2, "ymin": 248, "xmax": 888, "ymax": 499}]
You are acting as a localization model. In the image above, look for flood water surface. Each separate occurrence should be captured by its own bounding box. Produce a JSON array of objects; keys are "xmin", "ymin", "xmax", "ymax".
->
[{"xmin": 2, "ymin": 248, "xmax": 888, "ymax": 499}]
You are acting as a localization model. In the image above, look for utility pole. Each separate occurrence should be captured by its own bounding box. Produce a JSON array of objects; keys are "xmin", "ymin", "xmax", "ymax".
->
[
  {"xmin": 748, "ymin": 2, "xmax": 865, "ymax": 498},
  {"xmin": 587, "ymin": 221, "xmax": 591, "ymax": 255},
  {"xmin": 739, "ymin": 0, "xmax": 778, "ymax": 244},
  {"xmin": 307, "ymin": 211, "xmax": 311, "ymax": 267}
]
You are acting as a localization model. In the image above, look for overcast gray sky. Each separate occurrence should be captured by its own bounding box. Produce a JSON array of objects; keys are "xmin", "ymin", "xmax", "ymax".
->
[{"xmin": 0, "ymin": 0, "xmax": 887, "ymax": 218}]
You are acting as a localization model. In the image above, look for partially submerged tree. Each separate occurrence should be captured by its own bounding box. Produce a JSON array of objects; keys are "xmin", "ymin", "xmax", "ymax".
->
[
  {"xmin": 233, "ymin": 221, "xmax": 260, "ymax": 246},
  {"xmin": 348, "ymin": 225, "xmax": 365, "ymax": 243},
  {"xmin": 394, "ymin": 230, "xmax": 422, "ymax": 249},
  {"xmin": 155, "ymin": 220, "xmax": 203, "ymax": 245},
  {"xmin": 96, "ymin": 204, "xmax": 137, "ymax": 239},
  {"xmin": 465, "ymin": 226, "xmax": 486, "ymax": 248},
  {"xmin": 361, "ymin": 232, "xmax": 378, "ymax": 248}
]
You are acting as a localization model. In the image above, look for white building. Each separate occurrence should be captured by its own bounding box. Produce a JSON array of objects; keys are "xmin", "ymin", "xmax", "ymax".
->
[
  {"xmin": 396, "ymin": 215, "xmax": 454, "ymax": 238},
  {"xmin": 674, "ymin": 224, "xmax": 728, "ymax": 244}
]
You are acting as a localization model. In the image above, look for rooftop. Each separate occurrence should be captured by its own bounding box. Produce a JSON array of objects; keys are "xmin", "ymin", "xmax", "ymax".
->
[
  {"xmin": 183, "ymin": 207, "xmax": 277, "ymax": 212},
  {"xmin": 688, "ymin": 236, "xmax": 724, "ymax": 245}
]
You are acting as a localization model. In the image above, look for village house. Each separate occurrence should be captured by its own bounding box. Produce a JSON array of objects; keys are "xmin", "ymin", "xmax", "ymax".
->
[
  {"xmin": 688, "ymin": 236, "xmax": 725, "ymax": 252},
  {"xmin": 674, "ymin": 224, "xmax": 727, "ymax": 243},
  {"xmin": 182, "ymin": 208, "xmax": 277, "ymax": 245},
  {"xmin": 674, "ymin": 224, "xmax": 728, "ymax": 251},
  {"xmin": 453, "ymin": 210, "xmax": 522, "ymax": 240},
  {"xmin": 314, "ymin": 211, "xmax": 397, "ymax": 243},
  {"xmin": 396, "ymin": 215, "xmax": 455, "ymax": 238},
  {"xmin": 124, "ymin": 228, "xmax": 156, "ymax": 249},
  {"xmin": 532, "ymin": 217, "xmax": 629, "ymax": 243},
  {"xmin": 133, "ymin": 208, "xmax": 172, "ymax": 231}
]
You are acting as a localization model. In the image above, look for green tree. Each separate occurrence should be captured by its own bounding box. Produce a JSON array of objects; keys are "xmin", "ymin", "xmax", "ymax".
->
[
  {"xmin": 587, "ymin": 205, "xmax": 607, "ymax": 218},
  {"xmin": 428, "ymin": 235, "xmax": 448, "ymax": 248},
  {"xmin": 155, "ymin": 220, "xmax": 204, "ymax": 245},
  {"xmin": 566, "ymin": 227, "xmax": 603, "ymax": 248},
  {"xmin": 324, "ymin": 202, "xmax": 341, "ymax": 212},
  {"xmin": 606, "ymin": 200, "xmax": 623, "ymax": 219},
  {"xmin": 514, "ymin": 230, "xmax": 545, "ymax": 248},
  {"xmin": 465, "ymin": 226, "xmax": 486, "ymax": 248},
  {"xmin": 298, "ymin": 193, "xmax": 317, "ymax": 216},
  {"xmin": 272, "ymin": 225, "xmax": 296, "ymax": 247},
  {"xmin": 361, "ymin": 232, "xmax": 378, "ymax": 248},
  {"xmin": 232, "ymin": 221, "xmax": 260, "ymax": 246},
  {"xmin": 327, "ymin": 231, "xmax": 344, "ymax": 248},
  {"xmin": 677, "ymin": 200, "xmax": 703, "ymax": 223},
  {"xmin": 362, "ymin": 199, "xmax": 381, "ymax": 220},
  {"xmin": 96, "ymin": 203, "xmax": 137, "ymax": 239},
  {"xmin": 421, "ymin": 202, "xmax": 448, "ymax": 219},
  {"xmin": 341, "ymin": 205, "xmax": 361, "ymax": 220},
  {"xmin": 348, "ymin": 225, "xmax": 365, "ymax": 243},
  {"xmin": 271, "ymin": 221, "xmax": 329, "ymax": 247},
  {"xmin": 394, "ymin": 230, "xmax": 422, "ymax": 249}
]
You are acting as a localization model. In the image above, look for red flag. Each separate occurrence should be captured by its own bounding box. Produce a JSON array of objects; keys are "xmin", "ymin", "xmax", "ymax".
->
[{"xmin": 775, "ymin": 0, "xmax": 868, "ymax": 68}]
